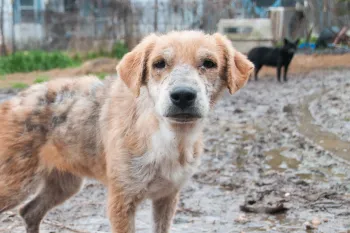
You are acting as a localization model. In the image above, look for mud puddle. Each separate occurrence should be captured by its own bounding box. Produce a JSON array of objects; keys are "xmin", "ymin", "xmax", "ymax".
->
[{"xmin": 297, "ymin": 92, "xmax": 350, "ymax": 163}]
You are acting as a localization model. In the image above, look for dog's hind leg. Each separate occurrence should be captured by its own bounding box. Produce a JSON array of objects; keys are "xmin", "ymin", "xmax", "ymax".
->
[
  {"xmin": 19, "ymin": 169, "xmax": 82, "ymax": 233},
  {"xmin": 0, "ymin": 154, "xmax": 42, "ymax": 215},
  {"xmin": 283, "ymin": 64, "xmax": 290, "ymax": 82},
  {"xmin": 254, "ymin": 64, "xmax": 262, "ymax": 81},
  {"xmin": 277, "ymin": 65, "xmax": 282, "ymax": 82}
]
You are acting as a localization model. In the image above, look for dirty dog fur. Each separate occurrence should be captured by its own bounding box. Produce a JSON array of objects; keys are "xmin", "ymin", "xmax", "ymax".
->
[{"xmin": 0, "ymin": 31, "xmax": 253, "ymax": 233}]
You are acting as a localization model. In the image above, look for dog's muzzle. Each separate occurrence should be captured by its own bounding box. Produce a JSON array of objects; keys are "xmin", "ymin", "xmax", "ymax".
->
[{"xmin": 165, "ymin": 87, "xmax": 202, "ymax": 122}]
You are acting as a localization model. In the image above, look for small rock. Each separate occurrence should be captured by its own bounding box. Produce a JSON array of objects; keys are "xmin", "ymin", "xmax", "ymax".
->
[
  {"xmin": 234, "ymin": 108, "xmax": 244, "ymax": 114},
  {"xmin": 284, "ymin": 192, "xmax": 290, "ymax": 197},
  {"xmin": 235, "ymin": 214, "xmax": 249, "ymax": 224},
  {"xmin": 304, "ymin": 221, "xmax": 317, "ymax": 230},
  {"xmin": 311, "ymin": 217, "xmax": 321, "ymax": 226},
  {"xmin": 283, "ymin": 104, "xmax": 293, "ymax": 113}
]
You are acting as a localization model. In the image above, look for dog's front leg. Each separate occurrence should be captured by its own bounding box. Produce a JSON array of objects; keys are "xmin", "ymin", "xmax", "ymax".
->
[
  {"xmin": 108, "ymin": 186, "xmax": 140, "ymax": 233},
  {"xmin": 152, "ymin": 193, "xmax": 179, "ymax": 233}
]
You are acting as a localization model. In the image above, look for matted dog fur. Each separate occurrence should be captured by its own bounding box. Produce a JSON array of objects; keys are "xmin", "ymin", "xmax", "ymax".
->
[{"xmin": 0, "ymin": 31, "xmax": 253, "ymax": 233}]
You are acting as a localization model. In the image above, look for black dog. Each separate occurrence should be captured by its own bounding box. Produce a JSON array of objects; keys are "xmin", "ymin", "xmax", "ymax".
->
[{"xmin": 247, "ymin": 38, "xmax": 299, "ymax": 82}]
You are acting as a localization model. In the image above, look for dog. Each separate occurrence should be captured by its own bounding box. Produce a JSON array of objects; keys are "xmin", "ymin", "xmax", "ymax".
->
[
  {"xmin": 0, "ymin": 31, "xmax": 253, "ymax": 233},
  {"xmin": 247, "ymin": 38, "xmax": 299, "ymax": 82}
]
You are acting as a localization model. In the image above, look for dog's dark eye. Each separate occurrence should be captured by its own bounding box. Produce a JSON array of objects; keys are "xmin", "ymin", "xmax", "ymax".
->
[
  {"xmin": 202, "ymin": 59, "xmax": 217, "ymax": 69},
  {"xmin": 153, "ymin": 59, "xmax": 166, "ymax": 69}
]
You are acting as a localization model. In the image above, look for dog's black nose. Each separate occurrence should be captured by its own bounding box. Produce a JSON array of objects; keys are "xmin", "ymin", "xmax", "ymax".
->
[{"xmin": 170, "ymin": 87, "xmax": 197, "ymax": 110}]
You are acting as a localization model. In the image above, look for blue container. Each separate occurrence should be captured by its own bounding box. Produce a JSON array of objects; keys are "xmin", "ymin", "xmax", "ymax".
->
[{"xmin": 298, "ymin": 42, "xmax": 316, "ymax": 50}]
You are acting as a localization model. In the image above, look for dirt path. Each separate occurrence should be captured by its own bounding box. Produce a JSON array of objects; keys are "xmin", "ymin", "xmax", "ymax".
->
[{"xmin": 1, "ymin": 69, "xmax": 350, "ymax": 233}]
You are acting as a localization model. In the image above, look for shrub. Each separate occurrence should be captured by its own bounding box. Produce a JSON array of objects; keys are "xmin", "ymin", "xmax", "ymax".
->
[
  {"xmin": 0, "ymin": 50, "xmax": 81, "ymax": 75},
  {"xmin": 112, "ymin": 41, "xmax": 128, "ymax": 59}
]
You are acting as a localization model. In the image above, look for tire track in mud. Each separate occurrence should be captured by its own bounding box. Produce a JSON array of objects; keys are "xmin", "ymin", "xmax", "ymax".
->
[{"xmin": 297, "ymin": 91, "xmax": 350, "ymax": 164}]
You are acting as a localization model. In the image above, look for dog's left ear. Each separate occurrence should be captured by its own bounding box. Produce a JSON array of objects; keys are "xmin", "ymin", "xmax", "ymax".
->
[
  {"xmin": 116, "ymin": 34, "xmax": 158, "ymax": 97},
  {"xmin": 295, "ymin": 38, "xmax": 300, "ymax": 45},
  {"xmin": 283, "ymin": 38, "xmax": 289, "ymax": 45},
  {"xmin": 214, "ymin": 33, "xmax": 254, "ymax": 94}
]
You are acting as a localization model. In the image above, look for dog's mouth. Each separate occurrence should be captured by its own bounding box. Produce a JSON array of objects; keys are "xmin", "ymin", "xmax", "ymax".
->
[{"xmin": 166, "ymin": 113, "xmax": 202, "ymax": 123}]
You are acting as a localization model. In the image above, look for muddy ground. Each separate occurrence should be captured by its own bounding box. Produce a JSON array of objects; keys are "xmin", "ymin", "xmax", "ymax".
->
[{"xmin": 1, "ymin": 69, "xmax": 350, "ymax": 233}]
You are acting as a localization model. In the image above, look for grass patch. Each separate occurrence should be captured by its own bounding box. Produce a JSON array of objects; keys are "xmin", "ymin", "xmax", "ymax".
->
[
  {"xmin": 0, "ymin": 75, "xmax": 6, "ymax": 80},
  {"xmin": 96, "ymin": 72, "xmax": 107, "ymax": 80},
  {"xmin": 34, "ymin": 75, "xmax": 50, "ymax": 84},
  {"xmin": 75, "ymin": 41, "xmax": 129, "ymax": 61},
  {"xmin": 12, "ymin": 82, "xmax": 29, "ymax": 89},
  {"xmin": 344, "ymin": 117, "xmax": 350, "ymax": 122},
  {"xmin": 0, "ymin": 50, "xmax": 81, "ymax": 75}
]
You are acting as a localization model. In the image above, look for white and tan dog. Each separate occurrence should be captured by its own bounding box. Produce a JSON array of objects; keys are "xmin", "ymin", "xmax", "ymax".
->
[{"xmin": 0, "ymin": 31, "xmax": 253, "ymax": 233}]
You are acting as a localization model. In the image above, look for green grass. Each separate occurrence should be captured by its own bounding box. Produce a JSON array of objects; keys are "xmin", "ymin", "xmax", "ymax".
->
[
  {"xmin": 12, "ymin": 82, "xmax": 29, "ymax": 89},
  {"xmin": 76, "ymin": 41, "xmax": 129, "ymax": 61},
  {"xmin": 34, "ymin": 75, "xmax": 49, "ymax": 84},
  {"xmin": 0, "ymin": 41, "xmax": 128, "ymax": 76},
  {"xmin": 96, "ymin": 72, "xmax": 107, "ymax": 80},
  {"xmin": 344, "ymin": 117, "xmax": 350, "ymax": 122},
  {"xmin": 0, "ymin": 75, "xmax": 6, "ymax": 80},
  {"xmin": 0, "ymin": 50, "xmax": 81, "ymax": 75}
]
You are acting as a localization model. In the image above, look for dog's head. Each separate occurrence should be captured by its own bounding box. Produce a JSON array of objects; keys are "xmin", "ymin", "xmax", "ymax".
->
[
  {"xmin": 117, "ymin": 31, "xmax": 254, "ymax": 125},
  {"xmin": 283, "ymin": 38, "xmax": 300, "ymax": 54}
]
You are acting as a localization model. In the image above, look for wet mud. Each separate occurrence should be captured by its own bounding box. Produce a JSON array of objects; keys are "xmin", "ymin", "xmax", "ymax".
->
[{"xmin": 1, "ymin": 69, "xmax": 350, "ymax": 233}]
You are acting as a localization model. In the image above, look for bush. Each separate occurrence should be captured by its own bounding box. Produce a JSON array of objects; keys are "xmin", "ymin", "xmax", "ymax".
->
[
  {"xmin": 0, "ymin": 50, "xmax": 81, "ymax": 75},
  {"xmin": 112, "ymin": 41, "xmax": 128, "ymax": 59}
]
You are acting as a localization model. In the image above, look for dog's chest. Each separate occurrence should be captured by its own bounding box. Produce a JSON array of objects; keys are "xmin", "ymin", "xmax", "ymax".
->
[{"xmin": 130, "ymin": 124, "xmax": 199, "ymax": 198}]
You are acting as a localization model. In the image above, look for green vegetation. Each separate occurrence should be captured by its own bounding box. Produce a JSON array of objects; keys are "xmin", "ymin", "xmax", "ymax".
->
[
  {"xmin": 96, "ymin": 72, "xmax": 107, "ymax": 80},
  {"xmin": 34, "ymin": 75, "xmax": 50, "ymax": 84},
  {"xmin": 79, "ymin": 41, "xmax": 128, "ymax": 60},
  {"xmin": 112, "ymin": 41, "xmax": 129, "ymax": 59},
  {"xmin": 0, "ymin": 50, "xmax": 81, "ymax": 75},
  {"xmin": 0, "ymin": 41, "xmax": 128, "ymax": 76},
  {"xmin": 11, "ymin": 82, "xmax": 29, "ymax": 89},
  {"xmin": 299, "ymin": 36, "xmax": 318, "ymax": 44}
]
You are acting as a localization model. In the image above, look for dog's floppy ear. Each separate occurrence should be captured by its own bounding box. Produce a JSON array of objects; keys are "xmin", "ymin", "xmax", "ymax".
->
[
  {"xmin": 295, "ymin": 38, "xmax": 300, "ymax": 45},
  {"xmin": 214, "ymin": 33, "xmax": 254, "ymax": 94},
  {"xmin": 116, "ymin": 34, "xmax": 158, "ymax": 97}
]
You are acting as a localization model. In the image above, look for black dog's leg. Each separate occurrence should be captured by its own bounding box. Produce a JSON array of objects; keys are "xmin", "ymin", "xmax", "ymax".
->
[
  {"xmin": 284, "ymin": 63, "xmax": 289, "ymax": 82},
  {"xmin": 255, "ymin": 64, "xmax": 262, "ymax": 81},
  {"xmin": 277, "ymin": 64, "xmax": 282, "ymax": 82}
]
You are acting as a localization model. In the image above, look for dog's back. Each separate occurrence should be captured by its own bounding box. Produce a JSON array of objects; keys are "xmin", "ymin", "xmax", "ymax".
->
[
  {"xmin": 247, "ymin": 47, "xmax": 281, "ymax": 67},
  {"xmin": 0, "ymin": 76, "xmax": 107, "ymax": 214}
]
